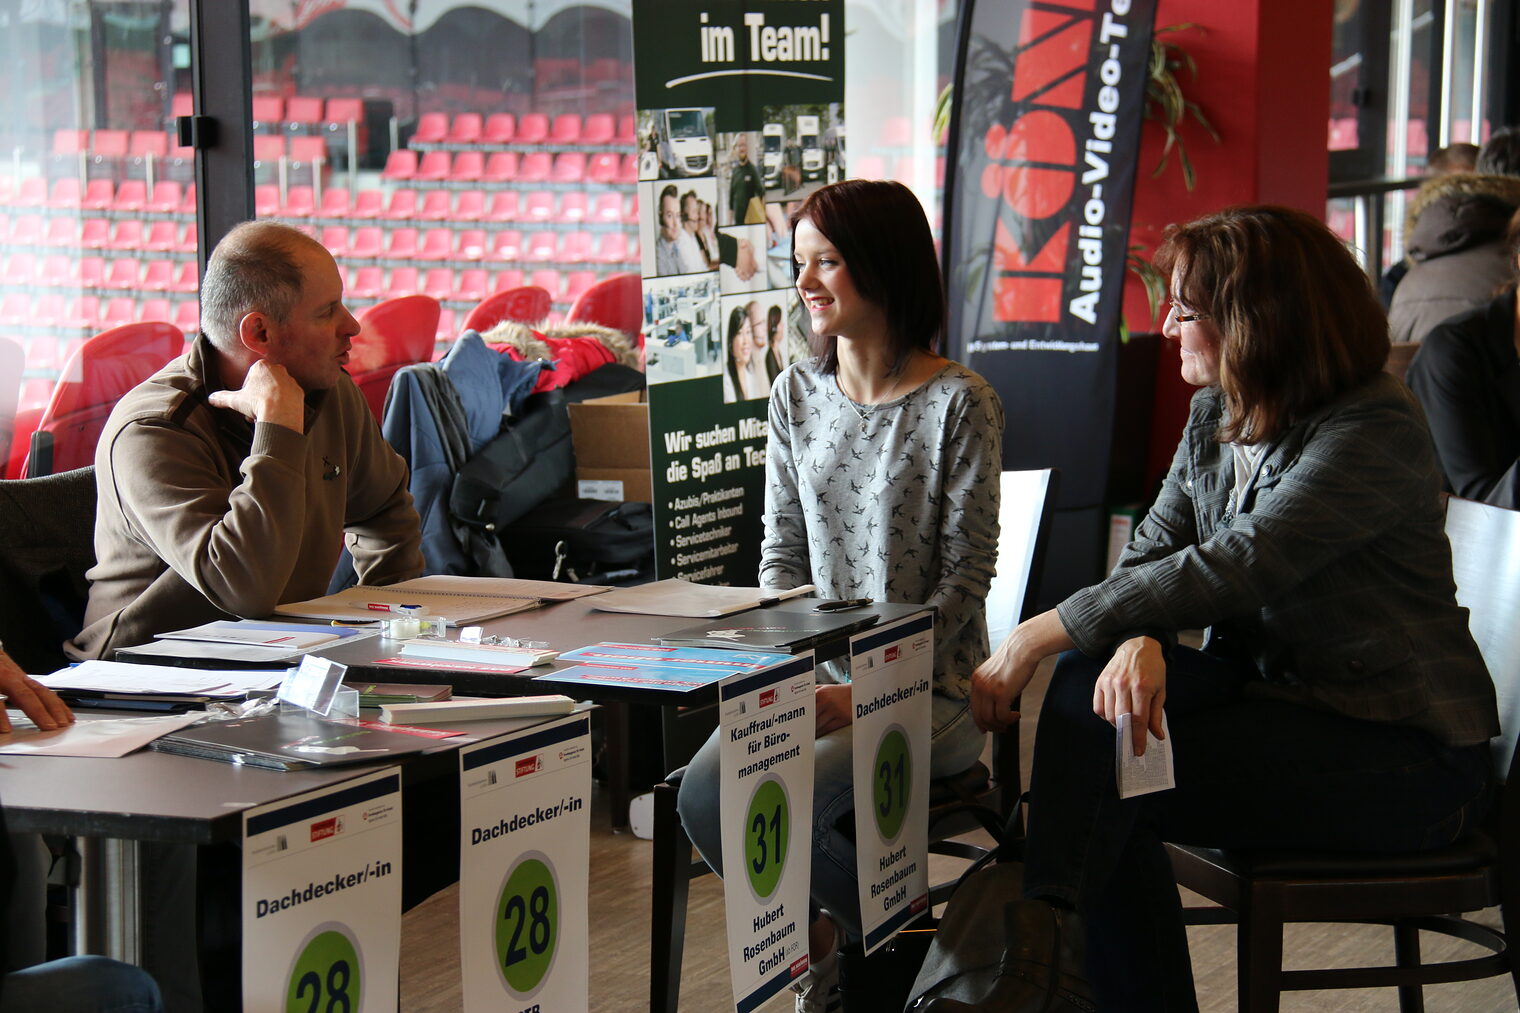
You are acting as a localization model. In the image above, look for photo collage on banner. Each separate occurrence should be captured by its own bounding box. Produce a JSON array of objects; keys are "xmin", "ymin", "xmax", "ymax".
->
[{"xmin": 633, "ymin": 0, "xmax": 845, "ymax": 584}]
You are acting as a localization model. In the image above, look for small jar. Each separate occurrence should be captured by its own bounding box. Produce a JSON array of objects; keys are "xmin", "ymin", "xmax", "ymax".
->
[{"xmin": 382, "ymin": 604, "xmax": 424, "ymax": 640}]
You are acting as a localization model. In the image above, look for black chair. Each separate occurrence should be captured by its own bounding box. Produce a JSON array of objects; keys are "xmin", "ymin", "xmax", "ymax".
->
[
  {"xmin": 1167, "ymin": 494, "xmax": 1520, "ymax": 1012},
  {"xmin": 0, "ymin": 467, "xmax": 97, "ymax": 672},
  {"xmin": 648, "ymin": 469, "xmax": 1059, "ymax": 1013}
]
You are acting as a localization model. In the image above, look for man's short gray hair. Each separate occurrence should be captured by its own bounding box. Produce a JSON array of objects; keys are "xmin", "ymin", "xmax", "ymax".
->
[{"xmin": 200, "ymin": 220, "xmax": 319, "ymax": 351}]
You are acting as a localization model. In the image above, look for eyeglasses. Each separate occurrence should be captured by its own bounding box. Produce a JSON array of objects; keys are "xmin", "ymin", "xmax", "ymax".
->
[{"xmin": 1167, "ymin": 299, "xmax": 1210, "ymax": 323}]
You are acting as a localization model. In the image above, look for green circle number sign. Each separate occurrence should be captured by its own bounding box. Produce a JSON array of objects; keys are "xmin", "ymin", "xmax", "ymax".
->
[
  {"xmin": 286, "ymin": 927, "xmax": 361, "ymax": 1013},
  {"xmin": 744, "ymin": 778, "xmax": 789, "ymax": 900},
  {"xmin": 494, "ymin": 856, "xmax": 559, "ymax": 996},
  {"xmin": 873, "ymin": 727, "xmax": 911, "ymax": 841}
]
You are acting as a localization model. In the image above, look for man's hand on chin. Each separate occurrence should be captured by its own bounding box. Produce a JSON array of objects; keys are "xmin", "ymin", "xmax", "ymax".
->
[{"xmin": 209, "ymin": 360, "xmax": 306, "ymax": 434}]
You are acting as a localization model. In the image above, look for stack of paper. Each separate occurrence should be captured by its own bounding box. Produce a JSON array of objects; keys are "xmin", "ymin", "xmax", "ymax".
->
[
  {"xmin": 117, "ymin": 620, "xmax": 379, "ymax": 664},
  {"xmin": 36, "ymin": 660, "xmax": 287, "ymax": 710}
]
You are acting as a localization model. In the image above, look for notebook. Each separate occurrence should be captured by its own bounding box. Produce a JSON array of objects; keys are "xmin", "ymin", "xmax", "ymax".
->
[
  {"xmin": 273, "ymin": 575, "xmax": 610, "ymax": 625},
  {"xmin": 151, "ymin": 711, "xmax": 440, "ymax": 770}
]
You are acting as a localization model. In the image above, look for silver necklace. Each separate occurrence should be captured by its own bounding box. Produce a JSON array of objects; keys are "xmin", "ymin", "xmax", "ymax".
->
[{"xmin": 840, "ymin": 376, "xmax": 904, "ymax": 431}]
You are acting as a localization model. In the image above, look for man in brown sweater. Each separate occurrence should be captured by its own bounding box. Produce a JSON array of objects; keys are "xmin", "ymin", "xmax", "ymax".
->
[{"xmin": 68, "ymin": 220, "xmax": 423, "ymax": 659}]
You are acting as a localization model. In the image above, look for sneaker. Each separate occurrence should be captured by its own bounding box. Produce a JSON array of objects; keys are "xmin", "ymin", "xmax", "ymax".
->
[{"xmin": 791, "ymin": 948, "xmax": 841, "ymax": 1013}]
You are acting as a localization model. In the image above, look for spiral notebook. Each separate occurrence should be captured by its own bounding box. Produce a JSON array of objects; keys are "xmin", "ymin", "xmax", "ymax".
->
[{"xmin": 273, "ymin": 575, "xmax": 609, "ymax": 625}]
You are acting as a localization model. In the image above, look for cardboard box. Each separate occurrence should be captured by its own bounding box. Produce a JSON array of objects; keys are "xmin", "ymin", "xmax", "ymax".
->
[{"xmin": 569, "ymin": 392, "xmax": 653, "ymax": 504}]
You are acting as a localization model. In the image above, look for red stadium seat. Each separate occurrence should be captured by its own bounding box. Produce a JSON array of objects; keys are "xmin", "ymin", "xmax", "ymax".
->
[
  {"xmin": 113, "ymin": 180, "xmax": 147, "ymax": 212},
  {"xmin": 43, "ymin": 217, "xmax": 78, "ymax": 247},
  {"xmin": 550, "ymin": 114, "xmax": 582, "ymax": 145},
  {"xmin": 255, "ymin": 184, "xmax": 280, "ymax": 218},
  {"xmin": 414, "ymin": 151, "xmax": 452, "ymax": 183},
  {"xmin": 252, "ymin": 134, "xmax": 285, "ymax": 162},
  {"xmin": 141, "ymin": 260, "xmax": 175, "ymax": 292},
  {"xmin": 289, "ymin": 136, "xmax": 327, "ymax": 167},
  {"xmin": 13, "ymin": 179, "xmax": 48, "ymax": 208},
  {"xmin": 616, "ymin": 114, "xmax": 637, "ymax": 147},
  {"xmin": 23, "ymin": 320, "xmax": 185, "ymax": 476},
  {"xmin": 455, "ymin": 268, "xmax": 489, "ymax": 303},
  {"xmin": 144, "ymin": 221, "xmax": 180, "ymax": 253},
  {"xmin": 349, "ymin": 265, "xmax": 385, "ymax": 300},
  {"xmin": 285, "ymin": 96, "xmax": 324, "ymax": 128},
  {"xmin": 351, "ymin": 189, "xmax": 384, "ymax": 219},
  {"xmin": 447, "ymin": 113, "xmax": 483, "ymax": 145},
  {"xmin": 3, "ymin": 253, "xmax": 36, "ymax": 286},
  {"xmin": 587, "ymin": 152, "xmax": 620, "ymax": 184},
  {"xmin": 9, "ymin": 215, "xmax": 43, "ymax": 246},
  {"xmin": 64, "ymin": 297, "xmax": 101, "ymax": 331},
  {"xmin": 109, "ymin": 220, "xmax": 144, "ymax": 251},
  {"xmin": 101, "ymin": 298, "xmax": 136, "ymax": 330},
  {"xmin": 387, "ymin": 266, "xmax": 420, "ymax": 296},
  {"xmin": 146, "ymin": 181, "xmax": 182, "ymax": 214},
  {"xmin": 464, "ymin": 284, "xmax": 551, "ymax": 332},
  {"xmin": 140, "ymin": 298, "xmax": 172, "ymax": 323},
  {"xmin": 450, "ymin": 151, "xmax": 485, "ymax": 182},
  {"xmin": 128, "ymin": 131, "xmax": 168, "ymax": 160},
  {"xmin": 384, "ymin": 228, "xmax": 419, "ymax": 260},
  {"xmin": 482, "ymin": 151, "xmax": 519, "ymax": 184},
  {"xmin": 318, "ymin": 186, "xmax": 351, "ymax": 219},
  {"xmin": 418, "ymin": 190, "xmax": 453, "ymax": 221},
  {"xmin": 321, "ymin": 226, "xmax": 352, "ymax": 258},
  {"xmin": 522, "ymin": 191, "xmax": 556, "ymax": 222},
  {"xmin": 77, "ymin": 257, "xmax": 106, "ymax": 289},
  {"xmin": 490, "ymin": 231, "xmax": 522, "ymax": 261},
  {"xmin": 171, "ymin": 261, "xmax": 198, "ymax": 294},
  {"xmin": 173, "ymin": 300, "xmax": 200, "ymax": 334},
  {"xmin": 350, "ymin": 227, "xmax": 384, "ymax": 259},
  {"xmin": 529, "ymin": 269, "xmax": 562, "ymax": 301},
  {"xmin": 412, "ymin": 112, "xmax": 449, "ymax": 145},
  {"xmin": 382, "ymin": 189, "xmax": 418, "ymax": 221},
  {"xmin": 618, "ymin": 153, "xmax": 639, "ymax": 184},
  {"xmin": 593, "ymin": 231, "xmax": 631, "ymax": 264},
  {"xmin": 418, "ymin": 228, "xmax": 454, "ymax": 261},
  {"xmin": 551, "ymin": 152, "xmax": 587, "ymax": 183},
  {"xmin": 381, "ymin": 149, "xmax": 417, "ymax": 182},
  {"xmin": 53, "ymin": 129, "xmax": 88, "ymax": 157},
  {"xmin": 350, "ymin": 294, "xmax": 440, "ymax": 418},
  {"xmin": 251, "ymin": 95, "xmax": 284, "ymax": 130},
  {"xmin": 492, "ymin": 270, "xmax": 525, "ymax": 294},
  {"xmin": 590, "ymin": 192, "xmax": 624, "ymax": 224},
  {"xmin": 518, "ymin": 151, "xmax": 552, "ymax": 184},
  {"xmin": 485, "ymin": 190, "xmax": 520, "ymax": 222},
  {"xmin": 39, "ymin": 255, "xmax": 73, "ymax": 288},
  {"xmin": 49, "ymin": 178, "xmax": 83, "ymax": 209},
  {"xmin": 558, "ymin": 192, "xmax": 589, "ymax": 223},
  {"xmin": 581, "ymin": 114, "xmax": 615, "ymax": 145},
  {"xmin": 568, "ymin": 271, "xmax": 638, "ymax": 331},
  {"xmin": 560, "ymin": 231, "xmax": 594, "ymax": 263},
  {"xmin": 80, "ymin": 218, "xmax": 112, "ymax": 249},
  {"xmin": 323, "ymin": 98, "xmax": 362, "ymax": 125},
  {"xmin": 482, "ymin": 113, "xmax": 515, "ymax": 145},
  {"xmin": 177, "ymin": 222, "xmax": 198, "ymax": 253},
  {"xmin": 422, "ymin": 268, "xmax": 455, "ymax": 301},
  {"xmin": 0, "ymin": 293, "xmax": 30, "ymax": 327},
  {"xmin": 563, "ymin": 270, "xmax": 597, "ymax": 305},
  {"xmin": 82, "ymin": 180, "xmax": 114, "ymax": 211},
  {"xmin": 516, "ymin": 113, "xmax": 549, "ymax": 145},
  {"xmin": 524, "ymin": 232, "xmax": 558, "ymax": 262},
  {"xmin": 283, "ymin": 186, "xmax": 316, "ymax": 217},
  {"xmin": 105, "ymin": 259, "xmax": 141, "ymax": 290},
  {"xmin": 178, "ymin": 183, "xmax": 197, "ymax": 215},
  {"xmin": 453, "ymin": 190, "xmax": 485, "ymax": 221},
  {"xmin": 91, "ymin": 129, "xmax": 130, "ymax": 160},
  {"xmin": 456, "ymin": 229, "xmax": 487, "ymax": 261}
]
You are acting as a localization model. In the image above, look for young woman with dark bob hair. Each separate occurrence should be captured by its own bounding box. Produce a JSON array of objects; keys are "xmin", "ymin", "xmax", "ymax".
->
[
  {"xmin": 677, "ymin": 179, "xmax": 1004, "ymax": 1012},
  {"xmin": 971, "ymin": 204, "xmax": 1498, "ymax": 1011}
]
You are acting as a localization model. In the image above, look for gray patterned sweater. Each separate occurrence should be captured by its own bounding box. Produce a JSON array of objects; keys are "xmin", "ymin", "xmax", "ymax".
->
[{"xmin": 760, "ymin": 359, "xmax": 1004, "ymax": 699}]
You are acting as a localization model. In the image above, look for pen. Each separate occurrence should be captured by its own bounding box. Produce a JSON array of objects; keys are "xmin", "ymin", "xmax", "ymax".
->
[{"xmin": 814, "ymin": 597, "xmax": 873, "ymax": 612}]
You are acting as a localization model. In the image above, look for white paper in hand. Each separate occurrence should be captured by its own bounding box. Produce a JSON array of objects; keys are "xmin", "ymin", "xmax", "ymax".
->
[{"xmin": 1115, "ymin": 712, "xmax": 1175, "ymax": 799}]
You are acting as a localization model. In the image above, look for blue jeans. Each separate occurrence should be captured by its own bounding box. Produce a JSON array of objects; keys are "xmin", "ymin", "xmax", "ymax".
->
[
  {"xmin": 1025, "ymin": 647, "xmax": 1492, "ymax": 1013},
  {"xmin": 0, "ymin": 956, "xmax": 163, "ymax": 1012},
  {"xmin": 677, "ymin": 692, "xmax": 986, "ymax": 942}
]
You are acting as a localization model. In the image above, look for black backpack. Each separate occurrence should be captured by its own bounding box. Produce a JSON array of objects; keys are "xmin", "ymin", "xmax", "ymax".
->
[{"xmin": 502, "ymin": 498, "xmax": 654, "ymax": 584}]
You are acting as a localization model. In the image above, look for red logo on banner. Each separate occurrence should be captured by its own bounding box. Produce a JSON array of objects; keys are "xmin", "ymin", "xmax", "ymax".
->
[
  {"xmin": 885, "ymin": 646, "xmax": 901, "ymax": 663},
  {"xmin": 515, "ymin": 756, "xmax": 540, "ymax": 778},
  {"xmin": 759, "ymin": 689, "xmax": 777, "ymax": 707},
  {"xmin": 981, "ymin": 1, "xmax": 1097, "ymax": 323},
  {"xmin": 311, "ymin": 817, "xmax": 340, "ymax": 842}
]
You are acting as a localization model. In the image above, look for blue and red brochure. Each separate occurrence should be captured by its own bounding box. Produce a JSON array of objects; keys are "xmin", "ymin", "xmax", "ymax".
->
[{"xmin": 539, "ymin": 642, "xmax": 791, "ymax": 692}]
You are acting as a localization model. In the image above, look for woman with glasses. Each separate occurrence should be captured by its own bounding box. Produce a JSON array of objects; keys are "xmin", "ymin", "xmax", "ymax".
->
[{"xmin": 971, "ymin": 205, "xmax": 1498, "ymax": 1012}]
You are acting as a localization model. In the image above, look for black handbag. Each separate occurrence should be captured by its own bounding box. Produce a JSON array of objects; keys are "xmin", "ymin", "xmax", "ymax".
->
[
  {"xmin": 906, "ymin": 804, "xmax": 1095, "ymax": 1013},
  {"xmin": 502, "ymin": 497, "xmax": 654, "ymax": 583}
]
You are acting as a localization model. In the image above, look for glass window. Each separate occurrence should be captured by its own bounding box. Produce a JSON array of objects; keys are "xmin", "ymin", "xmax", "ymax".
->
[
  {"xmin": 0, "ymin": 1, "xmax": 197, "ymax": 478},
  {"xmin": 248, "ymin": 0, "xmax": 638, "ymax": 356}
]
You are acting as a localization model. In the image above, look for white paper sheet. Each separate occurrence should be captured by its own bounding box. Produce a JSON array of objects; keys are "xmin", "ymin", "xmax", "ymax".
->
[
  {"xmin": 0, "ymin": 712, "xmax": 204, "ymax": 757},
  {"xmin": 1116, "ymin": 712, "xmax": 1176, "ymax": 799},
  {"xmin": 37, "ymin": 660, "xmax": 287, "ymax": 696}
]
